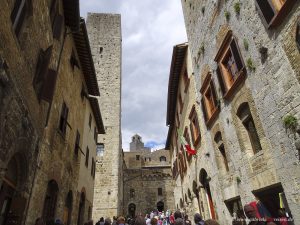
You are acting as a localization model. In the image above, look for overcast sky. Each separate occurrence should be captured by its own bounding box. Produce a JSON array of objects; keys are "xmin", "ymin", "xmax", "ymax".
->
[{"xmin": 80, "ymin": 0, "xmax": 187, "ymax": 151}]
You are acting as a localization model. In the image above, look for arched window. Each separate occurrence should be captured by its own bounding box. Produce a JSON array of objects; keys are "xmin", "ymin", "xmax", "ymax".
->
[
  {"xmin": 159, "ymin": 156, "xmax": 167, "ymax": 162},
  {"xmin": 42, "ymin": 180, "xmax": 59, "ymax": 222},
  {"xmin": 63, "ymin": 191, "xmax": 73, "ymax": 225},
  {"xmin": 130, "ymin": 189, "xmax": 135, "ymax": 198},
  {"xmin": 214, "ymin": 131, "xmax": 229, "ymax": 172},
  {"xmin": 237, "ymin": 102, "xmax": 262, "ymax": 154}
]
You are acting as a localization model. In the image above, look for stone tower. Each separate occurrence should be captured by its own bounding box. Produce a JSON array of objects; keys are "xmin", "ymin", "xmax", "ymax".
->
[
  {"xmin": 86, "ymin": 13, "xmax": 122, "ymax": 219},
  {"xmin": 130, "ymin": 134, "xmax": 150, "ymax": 152}
]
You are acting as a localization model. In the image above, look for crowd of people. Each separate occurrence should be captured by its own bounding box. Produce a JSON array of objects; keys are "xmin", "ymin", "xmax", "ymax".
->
[{"xmin": 34, "ymin": 202, "xmax": 292, "ymax": 225}]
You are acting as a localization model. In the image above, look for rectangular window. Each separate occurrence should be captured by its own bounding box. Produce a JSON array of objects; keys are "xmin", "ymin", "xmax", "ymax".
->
[
  {"xmin": 184, "ymin": 127, "xmax": 193, "ymax": 161},
  {"xmin": 243, "ymin": 116, "xmax": 262, "ymax": 154},
  {"xmin": 224, "ymin": 197, "xmax": 243, "ymax": 217},
  {"xmin": 136, "ymin": 155, "xmax": 140, "ymax": 160},
  {"xmin": 189, "ymin": 106, "xmax": 201, "ymax": 146},
  {"xmin": 74, "ymin": 130, "xmax": 80, "ymax": 156},
  {"xmin": 91, "ymin": 157, "xmax": 94, "ymax": 177},
  {"xmin": 89, "ymin": 114, "xmax": 92, "ymax": 128},
  {"xmin": 200, "ymin": 74, "xmax": 219, "ymax": 127},
  {"xmin": 255, "ymin": 0, "xmax": 296, "ymax": 28},
  {"xmin": 297, "ymin": 21, "xmax": 300, "ymax": 50},
  {"xmin": 11, "ymin": 0, "xmax": 27, "ymax": 37},
  {"xmin": 158, "ymin": 188, "xmax": 163, "ymax": 196},
  {"xmin": 183, "ymin": 68, "xmax": 190, "ymax": 92},
  {"xmin": 215, "ymin": 32, "xmax": 246, "ymax": 100},
  {"xmin": 94, "ymin": 127, "xmax": 98, "ymax": 143},
  {"xmin": 96, "ymin": 143, "xmax": 104, "ymax": 157},
  {"xmin": 49, "ymin": 0, "xmax": 63, "ymax": 39},
  {"xmin": 179, "ymin": 94, "xmax": 183, "ymax": 114},
  {"xmin": 59, "ymin": 102, "xmax": 69, "ymax": 136},
  {"xmin": 85, "ymin": 147, "xmax": 89, "ymax": 167},
  {"xmin": 33, "ymin": 46, "xmax": 53, "ymax": 100}
]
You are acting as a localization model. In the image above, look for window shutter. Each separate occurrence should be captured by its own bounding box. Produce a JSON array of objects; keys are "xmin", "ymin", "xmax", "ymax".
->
[
  {"xmin": 74, "ymin": 131, "xmax": 80, "ymax": 155},
  {"xmin": 11, "ymin": 0, "xmax": 27, "ymax": 37},
  {"xmin": 255, "ymin": 0, "xmax": 275, "ymax": 26},
  {"xmin": 33, "ymin": 46, "xmax": 53, "ymax": 98},
  {"xmin": 61, "ymin": 103, "xmax": 69, "ymax": 134},
  {"xmin": 40, "ymin": 69, "xmax": 57, "ymax": 102},
  {"xmin": 53, "ymin": 14, "xmax": 63, "ymax": 39},
  {"xmin": 230, "ymin": 38, "xmax": 244, "ymax": 72},
  {"xmin": 194, "ymin": 115, "xmax": 201, "ymax": 141},
  {"xmin": 189, "ymin": 122, "xmax": 195, "ymax": 144},
  {"xmin": 216, "ymin": 65, "xmax": 226, "ymax": 95},
  {"xmin": 11, "ymin": 0, "xmax": 22, "ymax": 23},
  {"xmin": 201, "ymin": 98, "xmax": 208, "ymax": 123},
  {"xmin": 210, "ymin": 80, "xmax": 218, "ymax": 108}
]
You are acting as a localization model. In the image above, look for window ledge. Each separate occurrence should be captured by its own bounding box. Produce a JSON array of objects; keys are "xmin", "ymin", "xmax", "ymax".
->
[
  {"xmin": 223, "ymin": 70, "xmax": 246, "ymax": 100},
  {"xmin": 205, "ymin": 106, "xmax": 220, "ymax": 128}
]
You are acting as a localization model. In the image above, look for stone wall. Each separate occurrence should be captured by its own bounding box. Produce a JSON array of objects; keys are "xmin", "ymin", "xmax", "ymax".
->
[
  {"xmin": 178, "ymin": 1, "xmax": 300, "ymax": 224},
  {"xmin": 123, "ymin": 148, "xmax": 175, "ymax": 216},
  {"xmin": 86, "ymin": 13, "xmax": 123, "ymax": 220}
]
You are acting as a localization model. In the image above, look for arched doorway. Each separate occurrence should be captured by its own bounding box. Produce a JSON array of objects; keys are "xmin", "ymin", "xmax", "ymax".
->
[
  {"xmin": 128, "ymin": 203, "xmax": 136, "ymax": 218},
  {"xmin": 199, "ymin": 169, "xmax": 215, "ymax": 219},
  {"xmin": 42, "ymin": 180, "xmax": 59, "ymax": 223},
  {"xmin": 63, "ymin": 191, "xmax": 73, "ymax": 225},
  {"xmin": 157, "ymin": 201, "xmax": 164, "ymax": 212},
  {"xmin": 0, "ymin": 153, "xmax": 28, "ymax": 225},
  {"xmin": 77, "ymin": 192, "xmax": 85, "ymax": 225}
]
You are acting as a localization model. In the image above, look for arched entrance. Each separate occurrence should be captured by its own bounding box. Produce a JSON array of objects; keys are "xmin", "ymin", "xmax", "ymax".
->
[
  {"xmin": 63, "ymin": 191, "xmax": 73, "ymax": 225},
  {"xmin": 157, "ymin": 201, "xmax": 164, "ymax": 212},
  {"xmin": 0, "ymin": 153, "xmax": 28, "ymax": 225},
  {"xmin": 77, "ymin": 191, "xmax": 85, "ymax": 225},
  {"xmin": 128, "ymin": 203, "xmax": 136, "ymax": 218},
  {"xmin": 200, "ymin": 169, "xmax": 215, "ymax": 219},
  {"xmin": 42, "ymin": 180, "xmax": 59, "ymax": 223}
]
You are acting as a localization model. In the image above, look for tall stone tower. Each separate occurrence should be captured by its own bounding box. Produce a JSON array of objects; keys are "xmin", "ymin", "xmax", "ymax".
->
[
  {"xmin": 86, "ymin": 13, "xmax": 122, "ymax": 219},
  {"xmin": 130, "ymin": 134, "xmax": 151, "ymax": 152}
]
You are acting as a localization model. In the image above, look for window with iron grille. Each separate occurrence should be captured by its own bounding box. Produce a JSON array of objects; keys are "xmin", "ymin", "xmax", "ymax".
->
[
  {"xmin": 215, "ymin": 32, "xmax": 246, "ymax": 100},
  {"xmin": 255, "ymin": 0, "xmax": 297, "ymax": 28},
  {"xmin": 59, "ymin": 102, "xmax": 69, "ymax": 136}
]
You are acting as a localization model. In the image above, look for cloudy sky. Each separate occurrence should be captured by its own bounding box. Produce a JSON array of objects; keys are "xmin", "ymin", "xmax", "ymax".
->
[{"xmin": 80, "ymin": 0, "xmax": 187, "ymax": 151}]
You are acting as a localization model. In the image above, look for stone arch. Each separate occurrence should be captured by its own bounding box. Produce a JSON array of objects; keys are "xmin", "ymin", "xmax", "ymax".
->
[
  {"xmin": 231, "ymin": 88, "xmax": 267, "ymax": 157},
  {"xmin": 63, "ymin": 190, "xmax": 73, "ymax": 225},
  {"xmin": 42, "ymin": 179, "xmax": 59, "ymax": 223},
  {"xmin": 212, "ymin": 129, "xmax": 229, "ymax": 174},
  {"xmin": 128, "ymin": 203, "xmax": 136, "ymax": 218},
  {"xmin": 199, "ymin": 169, "xmax": 216, "ymax": 219},
  {"xmin": 0, "ymin": 152, "xmax": 29, "ymax": 225}
]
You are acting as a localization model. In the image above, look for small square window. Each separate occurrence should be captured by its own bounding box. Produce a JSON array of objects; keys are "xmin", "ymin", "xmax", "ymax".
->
[{"xmin": 136, "ymin": 155, "xmax": 140, "ymax": 160}]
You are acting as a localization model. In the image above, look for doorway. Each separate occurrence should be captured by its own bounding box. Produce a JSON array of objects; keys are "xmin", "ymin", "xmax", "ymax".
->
[
  {"xmin": 157, "ymin": 201, "xmax": 164, "ymax": 212},
  {"xmin": 128, "ymin": 203, "xmax": 136, "ymax": 218}
]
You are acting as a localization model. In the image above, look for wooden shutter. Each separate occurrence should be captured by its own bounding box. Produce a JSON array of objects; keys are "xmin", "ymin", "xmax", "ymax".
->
[
  {"xmin": 210, "ymin": 80, "xmax": 218, "ymax": 108},
  {"xmin": 40, "ymin": 69, "xmax": 57, "ymax": 102},
  {"xmin": 85, "ymin": 147, "xmax": 89, "ymax": 167},
  {"xmin": 33, "ymin": 46, "xmax": 53, "ymax": 98},
  {"xmin": 201, "ymin": 98, "xmax": 208, "ymax": 123},
  {"xmin": 11, "ymin": 0, "xmax": 27, "ymax": 37},
  {"xmin": 255, "ymin": 0, "xmax": 276, "ymax": 26},
  {"xmin": 74, "ymin": 131, "xmax": 80, "ymax": 155},
  {"xmin": 60, "ymin": 102, "xmax": 68, "ymax": 134},
  {"xmin": 53, "ymin": 14, "xmax": 63, "ymax": 39},
  {"xmin": 216, "ymin": 65, "xmax": 226, "ymax": 95},
  {"xmin": 189, "ymin": 121, "xmax": 195, "ymax": 144},
  {"xmin": 230, "ymin": 38, "xmax": 244, "ymax": 72}
]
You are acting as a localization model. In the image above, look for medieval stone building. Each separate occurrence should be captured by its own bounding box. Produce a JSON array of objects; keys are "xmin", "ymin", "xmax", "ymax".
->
[
  {"xmin": 123, "ymin": 135, "xmax": 175, "ymax": 217},
  {"xmin": 167, "ymin": 1, "xmax": 300, "ymax": 225},
  {"xmin": 0, "ymin": 1, "xmax": 105, "ymax": 225},
  {"xmin": 86, "ymin": 13, "xmax": 123, "ymax": 220}
]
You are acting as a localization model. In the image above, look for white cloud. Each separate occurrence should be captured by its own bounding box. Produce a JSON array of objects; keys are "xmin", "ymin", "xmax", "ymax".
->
[{"xmin": 80, "ymin": 0, "xmax": 187, "ymax": 150}]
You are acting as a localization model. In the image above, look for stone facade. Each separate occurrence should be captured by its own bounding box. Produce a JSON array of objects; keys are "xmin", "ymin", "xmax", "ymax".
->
[
  {"xmin": 86, "ymin": 13, "xmax": 123, "ymax": 220},
  {"xmin": 123, "ymin": 135, "xmax": 175, "ymax": 217},
  {"xmin": 166, "ymin": 1, "xmax": 300, "ymax": 225},
  {"xmin": 0, "ymin": 1, "xmax": 104, "ymax": 225}
]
